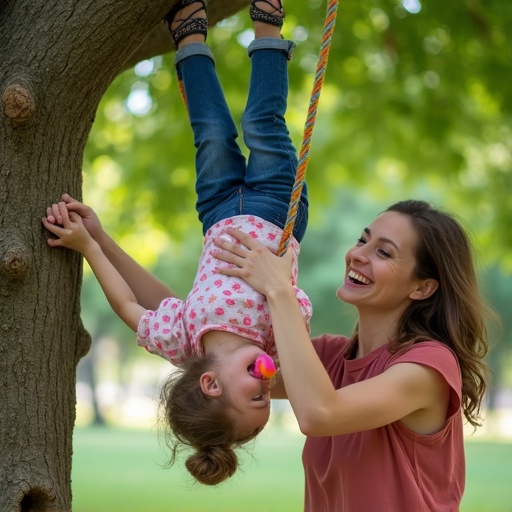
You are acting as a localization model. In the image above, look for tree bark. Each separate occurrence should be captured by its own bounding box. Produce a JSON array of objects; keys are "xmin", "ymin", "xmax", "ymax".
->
[{"xmin": 0, "ymin": 0, "xmax": 248, "ymax": 509}]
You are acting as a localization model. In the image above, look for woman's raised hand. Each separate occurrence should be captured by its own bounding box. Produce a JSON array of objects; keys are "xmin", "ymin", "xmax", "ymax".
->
[{"xmin": 212, "ymin": 228, "xmax": 294, "ymax": 297}]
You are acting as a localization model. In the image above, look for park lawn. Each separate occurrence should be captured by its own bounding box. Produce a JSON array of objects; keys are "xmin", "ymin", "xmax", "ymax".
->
[{"xmin": 72, "ymin": 426, "xmax": 512, "ymax": 512}]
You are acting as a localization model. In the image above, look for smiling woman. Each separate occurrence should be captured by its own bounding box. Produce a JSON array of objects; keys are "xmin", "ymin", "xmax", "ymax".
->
[{"xmin": 212, "ymin": 199, "xmax": 491, "ymax": 511}]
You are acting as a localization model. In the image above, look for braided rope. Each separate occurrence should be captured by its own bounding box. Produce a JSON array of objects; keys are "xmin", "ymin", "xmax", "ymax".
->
[{"xmin": 277, "ymin": 0, "xmax": 339, "ymax": 256}]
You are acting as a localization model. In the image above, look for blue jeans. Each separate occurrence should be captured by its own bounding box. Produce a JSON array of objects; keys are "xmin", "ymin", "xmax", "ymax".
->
[{"xmin": 174, "ymin": 39, "xmax": 309, "ymax": 242}]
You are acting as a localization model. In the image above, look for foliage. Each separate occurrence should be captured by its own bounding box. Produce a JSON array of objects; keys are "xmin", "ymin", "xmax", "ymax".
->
[{"xmin": 84, "ymin": 0, "xmax": 512, "ymax": 266}]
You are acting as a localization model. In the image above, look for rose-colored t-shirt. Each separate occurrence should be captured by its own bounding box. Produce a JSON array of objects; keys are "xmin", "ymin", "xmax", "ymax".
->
[
  {"xmin": 136, "ymin": 215, "xmax": 312, "ymax": 366},
  {"xmin": 304, "ymin": 334, "xmax": 464, "ymax": 512}
]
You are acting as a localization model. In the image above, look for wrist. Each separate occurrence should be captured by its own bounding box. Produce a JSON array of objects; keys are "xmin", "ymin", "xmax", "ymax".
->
[
  {"xmin": 82, "ymin": 239, "xmax": 102, "ymax": 260},
  {"xmin": 94, "ymin": 229, "xmax": 109, "ymax": 247},
  {"xmin": 266, "ymin": 285, "xmax": 296, "ymax": 305}
]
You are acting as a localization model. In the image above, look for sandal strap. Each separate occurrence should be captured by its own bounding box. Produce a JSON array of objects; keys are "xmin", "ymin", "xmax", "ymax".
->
[
  {"xmin": 165, "ymin": 0, "xmax": 208, "ymax": 48},
  {"xmin": 250, "ymin": 0, "xmax": 284, "ymax": 27}
]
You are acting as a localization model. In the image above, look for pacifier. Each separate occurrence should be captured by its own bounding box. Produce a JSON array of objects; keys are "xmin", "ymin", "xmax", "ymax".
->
[{"xmin": 248, "ymin": 353, "xmax": 277, "ymax": 380}]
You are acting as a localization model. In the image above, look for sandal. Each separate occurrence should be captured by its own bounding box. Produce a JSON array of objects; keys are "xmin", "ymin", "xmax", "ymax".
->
[
  {"xmin": 164, "ymin": 0, "xmax": 208, "ymax": 49},
  {"xmin": 250, "ymin": 0, "xmax": 285, "ymax": 28}
]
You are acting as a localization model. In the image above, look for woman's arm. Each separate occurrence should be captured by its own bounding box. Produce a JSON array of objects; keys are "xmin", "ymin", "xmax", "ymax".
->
[
  {"xmin": 42, "ymin": 202, "xmax": 146, "ymax": 331},
  {"xmin": 47, "ymin": 194, "xmax": 176, "ymax": 309},
  {"xmin": 213, "ymin": 228, "xmax": 450, "ymax": 436}
]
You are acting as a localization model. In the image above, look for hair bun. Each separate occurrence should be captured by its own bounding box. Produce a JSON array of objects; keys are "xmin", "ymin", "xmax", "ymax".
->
[{"xmin": 186, "ymin": 445, "xmax": 238, "ymax": 486}]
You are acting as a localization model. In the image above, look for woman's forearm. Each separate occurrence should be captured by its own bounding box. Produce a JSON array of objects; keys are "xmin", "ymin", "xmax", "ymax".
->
[{"xmin": 265, "ymin": 286, "xmax": 340, "ymax": 434}]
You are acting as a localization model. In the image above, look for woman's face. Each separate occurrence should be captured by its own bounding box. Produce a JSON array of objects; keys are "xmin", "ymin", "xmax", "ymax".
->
[{"xmin": 337, "ymin": 211, "xmax": 423, "ymax": 313}]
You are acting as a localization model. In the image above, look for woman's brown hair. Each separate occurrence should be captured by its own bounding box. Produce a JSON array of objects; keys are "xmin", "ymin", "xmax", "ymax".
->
[{"xmin": 385, "ymin": 200, "xmax": 490, "ymax": 427}]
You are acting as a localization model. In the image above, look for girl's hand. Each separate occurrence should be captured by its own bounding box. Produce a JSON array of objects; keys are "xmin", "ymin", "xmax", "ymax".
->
[
  {"xmin": 45, "ymin": 193, "xmax": 104, "ymax": 241},
  {"xmin": 212, "ymin": 228, "xmax": 294, "ymax": 297},
  {"xmin": 42, "ymin": 202, "xmax": 96, "ymax": 255}
]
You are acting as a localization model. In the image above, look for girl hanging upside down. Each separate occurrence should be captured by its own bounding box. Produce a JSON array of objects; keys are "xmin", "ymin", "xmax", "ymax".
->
[{"xmin": 42, "ymin": 0, "xmax": 312, "ymax": 486}]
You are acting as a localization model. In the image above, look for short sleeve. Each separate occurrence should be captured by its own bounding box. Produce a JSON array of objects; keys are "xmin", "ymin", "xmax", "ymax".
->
[
  {"xmin": 136, "ymin": 297, "xmax": 188, "ymax": 365},
  {"xmin": 388, "ymin": 341, "xmax": 462, "ymax": 416}
]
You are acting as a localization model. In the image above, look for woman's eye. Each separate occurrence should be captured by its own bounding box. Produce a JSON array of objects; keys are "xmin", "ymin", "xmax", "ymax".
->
[
  {"xmin": 356, "ymin": 237, "xmax": 366, "ymax": 245},
  {"xmin": 378, "ymin": 249, "xmax": 392, "ymax": 258}
]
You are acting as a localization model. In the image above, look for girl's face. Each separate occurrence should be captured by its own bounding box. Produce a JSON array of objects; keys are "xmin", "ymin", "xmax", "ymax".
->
[
  {"xmin": 337, "ymin": 211, "xmax": 423, "ymax": 314},
  {"xmin": 217, "ymin": 344, "xmax": 272, "ymax": 439}
]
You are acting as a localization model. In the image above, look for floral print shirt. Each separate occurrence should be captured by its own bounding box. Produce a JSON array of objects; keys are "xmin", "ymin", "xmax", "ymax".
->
[{"xmin": 136, "ymin": 215, "xmax": 312, "ymax": 366}]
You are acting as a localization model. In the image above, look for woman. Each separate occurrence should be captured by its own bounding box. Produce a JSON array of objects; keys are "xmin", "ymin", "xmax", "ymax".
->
[{"xmin": 212, "ymin": 199, "xmax": 490, "ymax": 511}]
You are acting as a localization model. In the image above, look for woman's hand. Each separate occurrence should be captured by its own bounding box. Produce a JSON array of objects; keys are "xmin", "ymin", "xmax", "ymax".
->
[{"xmin": 212, "ymin": 228, "xmax": 294, "ymax": 297}]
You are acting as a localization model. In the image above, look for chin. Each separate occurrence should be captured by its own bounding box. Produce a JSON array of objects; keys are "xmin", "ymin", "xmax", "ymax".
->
[{"xmin": 336, "ymin": 285, "xmax": 356, "ymax": 305}]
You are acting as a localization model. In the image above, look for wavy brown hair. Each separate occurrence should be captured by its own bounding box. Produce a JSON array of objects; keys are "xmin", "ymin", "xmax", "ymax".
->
[
  {"xmin": 158, "ymin": 353, "xmax": 259, "ymax": 485},
  {"xmin": 350, "ymin": 200, "xmax": 490, "ymax": 427}
]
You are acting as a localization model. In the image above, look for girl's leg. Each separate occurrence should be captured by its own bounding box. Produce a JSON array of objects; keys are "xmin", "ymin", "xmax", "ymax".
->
[
  {"xmin": 241, "ymin": 4, "xmax": 308, "ymax": 242},
  {"xmin": 241, "ymin": 40, "xmax": 309, "ymax": 242},
  {"xmin": 170, "ymin": 3, "xmax": 246, "ymax": 233}
]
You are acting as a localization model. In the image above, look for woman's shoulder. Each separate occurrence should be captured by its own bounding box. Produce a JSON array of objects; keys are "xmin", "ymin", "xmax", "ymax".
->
[
  {"xmin": 388, "ymin": 340, "xmax": 462, "ymax": 400},
  {"xmin": 392, "ymin": 340, "xmax": 458, "ymax": 366}
]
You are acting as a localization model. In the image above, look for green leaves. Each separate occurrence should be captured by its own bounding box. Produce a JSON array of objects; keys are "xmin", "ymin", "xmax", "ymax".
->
[{"xmin": 84, "ymin": 1, "xmax": 512, "ymax": 264}]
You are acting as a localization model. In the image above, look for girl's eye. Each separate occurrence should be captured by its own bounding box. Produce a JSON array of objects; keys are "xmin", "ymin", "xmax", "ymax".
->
[{"xmin": 356, "ymin": 237, "xmax": 366, "ymax": 245}]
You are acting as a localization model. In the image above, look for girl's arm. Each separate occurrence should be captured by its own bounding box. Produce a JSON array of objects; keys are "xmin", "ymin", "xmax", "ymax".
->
[
  {"xmin": 42, "ymin": 202, "xmax": 146, "ymax": 331},
  {"xmin": 47, "ymin": 194, "xmax": 176, "ymax": 309},
  {"xmin": 213, "ymin": 228, "xmax": 449, "ymax": 437}
]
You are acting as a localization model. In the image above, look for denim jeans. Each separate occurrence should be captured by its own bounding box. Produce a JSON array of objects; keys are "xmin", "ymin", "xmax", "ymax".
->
[{"xmin": 174, "ymin": 39, "xmax": 309, "ymax": 242}]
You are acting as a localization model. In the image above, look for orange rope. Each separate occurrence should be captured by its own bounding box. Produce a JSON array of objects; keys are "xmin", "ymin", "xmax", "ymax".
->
[{"xmin": 277, "ymin": 0, "xmax": 339, "ymax": 255}]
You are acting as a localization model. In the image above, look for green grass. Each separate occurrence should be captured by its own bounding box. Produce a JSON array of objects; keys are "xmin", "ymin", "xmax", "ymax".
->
[{"xmin": 72, "ymin": 426, "xmax": 512, "ymax": 512}]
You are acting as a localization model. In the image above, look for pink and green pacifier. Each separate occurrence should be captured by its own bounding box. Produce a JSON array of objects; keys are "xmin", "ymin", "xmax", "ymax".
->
[{"xmin": 248, "ymin": 353, "xmax": 276, "ymax": 380}]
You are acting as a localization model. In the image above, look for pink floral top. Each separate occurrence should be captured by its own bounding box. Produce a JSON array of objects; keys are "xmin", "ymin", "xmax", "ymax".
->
[{"xmin": 136, "ymin": 215, "xmax": 312, "ymax": 367}]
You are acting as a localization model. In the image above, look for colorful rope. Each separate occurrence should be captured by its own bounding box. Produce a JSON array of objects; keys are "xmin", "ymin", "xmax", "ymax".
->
[
  {"xmin": 277, "ymin": 0, "xmax": 339, "ymax": 256},
  {"xmin": 176, "ymin": 2, "xmax": 338, "ymax": 254}
]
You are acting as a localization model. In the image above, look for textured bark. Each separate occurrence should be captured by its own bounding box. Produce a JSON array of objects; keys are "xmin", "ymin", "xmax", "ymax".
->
[{"xmin": 0, "ymin": 0, "xmax": 247, "ymax": 510}]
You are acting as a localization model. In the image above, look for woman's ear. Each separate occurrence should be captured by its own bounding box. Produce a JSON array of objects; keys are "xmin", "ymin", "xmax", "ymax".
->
[
  {"xmin": 409, "ymin": 278, "xmax": 439, "ymax": 301},
  {"xmin": 200, "ymin": 371, "xmax": 223, "ymax": 397}
]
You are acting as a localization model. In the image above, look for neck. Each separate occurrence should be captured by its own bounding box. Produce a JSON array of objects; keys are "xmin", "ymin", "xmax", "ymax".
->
[{"xmin": 355, "ymin": 308, "xmax": 402, "ymax": 357}]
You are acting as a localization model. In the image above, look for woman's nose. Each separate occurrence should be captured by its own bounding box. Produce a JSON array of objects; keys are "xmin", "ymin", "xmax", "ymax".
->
[{"xmin": 348, "ymin": 245, "xmax": 369, "ymax": 263}]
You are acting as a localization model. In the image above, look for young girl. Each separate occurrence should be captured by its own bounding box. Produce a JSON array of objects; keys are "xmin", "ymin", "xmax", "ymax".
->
[{"xmin": 42, "ymin": 0, "xmax": 312, "ymax": 486}]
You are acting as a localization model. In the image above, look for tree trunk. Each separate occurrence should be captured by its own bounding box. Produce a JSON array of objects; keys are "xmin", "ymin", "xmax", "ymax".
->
[{"xmin": 0, "ymin": 0, "xmax": 248, "ymax": 509}]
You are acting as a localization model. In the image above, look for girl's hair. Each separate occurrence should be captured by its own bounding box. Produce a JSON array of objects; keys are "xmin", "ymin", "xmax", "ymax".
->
[
  {"xmin": 158, "ymin": 353, "xmax": 258, "ymax": 485},
  {"xmin": 351, "ymin": 200, "xmax": 490, "ymax": 427}
]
